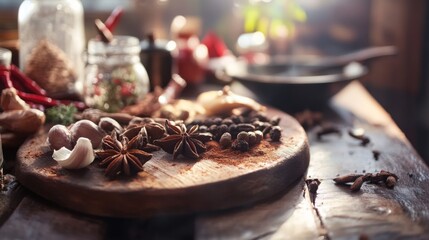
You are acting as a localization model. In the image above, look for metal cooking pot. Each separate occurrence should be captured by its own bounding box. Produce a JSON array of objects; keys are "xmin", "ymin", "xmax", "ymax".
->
[{"xmin": 220, "ymin": 46, "xmax": 396, "ymax": 112}]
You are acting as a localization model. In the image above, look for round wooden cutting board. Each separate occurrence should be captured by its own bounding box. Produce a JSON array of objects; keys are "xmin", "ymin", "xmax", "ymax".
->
[{"xmin": 16, "ymin": 108, "xmax": 309, "ymax": 218}]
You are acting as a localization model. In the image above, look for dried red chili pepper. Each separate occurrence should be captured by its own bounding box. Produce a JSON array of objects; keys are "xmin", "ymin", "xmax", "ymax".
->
[
  {"xmin": 1, "ymin": 65, "xmax": 86, "ymax": 110},
  {"xmin": 0, "ymin": 65, "xmax": 13, "ymax": 89},
  {"xmin": 17, "ymin": 91, "xmax": 86, "ymax": 110},
  {"xmin": 9, "ymin": 65, "xmax": 47, "ymax": 96},
  {"xmin": 1, "ymin": 65, "xmax": 48, "ymax": 96}
]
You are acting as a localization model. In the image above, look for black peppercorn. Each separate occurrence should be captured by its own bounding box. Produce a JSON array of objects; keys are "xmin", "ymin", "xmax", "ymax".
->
[
  {"xmin": 191, "ymin": 119, "xmax": 203, "ymax": 126},
  {"xmin": 232, "ymin": 139, "xmax": 249, "ymax": 152},
  {"xmin": 215, "ymin": 124, "xmax": 229, "ymax": 140},
  {"xmin": 237, "ymin": 123, "xmax": 255, "ymax": 132},
  {"xmin": 252, "ymin": 120, "xmax": 265, "ymax": 130},
  {"xmin": 203, "ymin": 118, "xmax": 214, "ymax": 126},
  {"xmin": 270, "ymin": 116, "xmax": 281, "ymax": 126},
  {"xmin": 219, "ymin": 132, "xmax": 232, "ymax": 149},
  {"xmin": 209, "ymin": 124, "xmax": 218, "ymax": 133},
  {"xmin": 231, "ymin": 115, "xmax": 243, "ymax": 124},
  {"xmin": 255, "ymin": 130, "xmax": 263, "ymax": 142},
  {"xmin": 222, "ymin": 118, "xmax": 233, "ymax": 126},
  {"xmin": 228, "ymin": 124, "xmax": 239, "ymax": 135},
  {"xmin": 270, "ymin": 126, "xmax": 282, "ymax": 141},
  {"xmin": 262, "ymin": 125, "xmax": 272, "ymax": 136},
  {"xmin": 253, "ymin": 112, "xmax": 268, "ymax": 122},
  {"xmin": 248, "ymin": 132, "xmax": 257, "ymax": 146},
  {"xmin": 213, "ymin": 117, "xmax": 223, "ymax": 126},
  {"xmin": 237, "ymin": 131, "xmax": 249, "ymax": 142},
  {"xmin": 199, "ymin": 125, "xmax": 208, "ymax": 133}
]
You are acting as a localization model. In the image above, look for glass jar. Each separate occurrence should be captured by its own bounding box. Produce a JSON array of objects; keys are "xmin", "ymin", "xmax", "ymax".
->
[
  {"xmin": 0, "ymin": 48, "xmax": 12, "ymax": 89},
  {"xmin": 18, "ymin": 0, "xmax": 85, "ymax": 98},
  {"xmin": 84, "ymin": 36, "xmax": 150, "ymax": 113}
]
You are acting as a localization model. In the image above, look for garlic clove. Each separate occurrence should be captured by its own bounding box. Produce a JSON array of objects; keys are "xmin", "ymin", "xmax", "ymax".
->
[
  {"xmin": 52, "ymin": 137, "xmax": 94, "ymax": 169},
  {"xmin": 1, "ymin": 88, "xmax": 30, "ymax": 111},
  {"xmin": 70, "ymin": 119, "xmax": 106, "ymax": 148},
  {"xmin": 47, "ymin": 124, "xmax": 73, "ymax": 150},
  {"xmin": 196, "ymin": 86, "xmax": 265, "ymax": 116},
  {"xmin": 98, "ymin": 117, "xmax": 123, "ymax": 133}
]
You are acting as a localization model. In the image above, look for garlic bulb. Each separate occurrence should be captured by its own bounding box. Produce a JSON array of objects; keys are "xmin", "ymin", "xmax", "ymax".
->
[
  {"xmin": 196, "ymin": 86, "xmax": 265, "ymax": 116},
  {"xmin": 1, "ymin": 88, "xmax": 30, "ymax": 111},
  {"xmin": 52, "ymin": 137, "xmax": 94, "ymax": 169}
]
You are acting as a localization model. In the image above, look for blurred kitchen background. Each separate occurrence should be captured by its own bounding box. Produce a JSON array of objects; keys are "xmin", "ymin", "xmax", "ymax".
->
[{"xmin": 0, "ymin": 0, "xmax": 428, "ymax": 162}]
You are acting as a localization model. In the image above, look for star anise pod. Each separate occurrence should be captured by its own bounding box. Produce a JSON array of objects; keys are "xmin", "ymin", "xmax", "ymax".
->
[
  {"xmin": 96, "ymin": 132, "xmax": 152, "ymax": 178},
  {"xmin": 154, "ymin": 120, "xmax": 212, "ymax": 159},
  {"xmin": 122, "ymin": 119, "xmax": 166, "ymax": 143}
]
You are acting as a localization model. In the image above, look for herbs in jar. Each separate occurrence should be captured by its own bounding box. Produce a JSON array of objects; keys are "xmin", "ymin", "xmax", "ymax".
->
[{"xmin": 84, "ymin": 36, "xmax": 149, "ymax": 113}]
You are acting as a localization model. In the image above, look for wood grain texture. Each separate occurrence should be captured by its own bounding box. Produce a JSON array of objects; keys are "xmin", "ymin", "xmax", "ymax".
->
[
  {"xmin": 0, "ymin": 175, "xmax": 25, "ymax": 226},
  {"xmin": 0, "ymin": 196, "xmax": 106, "ymax": 240},
  {"xmin": 3, "ymin": 81, "xmax": 429, "ymax": 239},
  {"xmin": 307, "ymin": 81, "xmax": 429, "ymax": 239},
  {"xmin": 196, "ymin": 81, "xmax": 429, "ymax": 239},
  {"xmin": 196, "ymin": 179, "xmax": 320, "ymax": 240},
  {"xmin": 15, "ymin": 108, "xmax": 309, "ymax": 217}
]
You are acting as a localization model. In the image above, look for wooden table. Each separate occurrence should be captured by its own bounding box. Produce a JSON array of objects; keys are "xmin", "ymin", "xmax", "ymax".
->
[{"xmin": 1, "ymin": 81, "xmax": 429, "ymax": 239}]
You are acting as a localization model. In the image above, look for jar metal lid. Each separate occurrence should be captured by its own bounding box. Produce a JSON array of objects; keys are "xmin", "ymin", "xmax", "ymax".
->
[
  {"xmin": 0, "ymin": 48, "xmax": 12, "ymax": 66},
  {"xmin": 87, "ymin": 36, "xmax": 141, "ymax": 56}
]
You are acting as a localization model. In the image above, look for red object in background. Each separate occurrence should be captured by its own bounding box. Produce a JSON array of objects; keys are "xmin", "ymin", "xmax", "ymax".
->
[
  {"xmin": 175, "ymin": 35, "xmax": 208, "ymax": 85},
  {"xmin": 9, "ymin": 65, "xmax": 46, "ymax": 96},
  {"xmin": 201, "ymin": 31, "xmax": 228, "ymax": 59},
  {"xmin": 104, "ymin": 7, "xmax": 124, "ymax": 33},
  {"xmin": 0, "ymin": 64, "xmax": 86, "ymax": 110}
]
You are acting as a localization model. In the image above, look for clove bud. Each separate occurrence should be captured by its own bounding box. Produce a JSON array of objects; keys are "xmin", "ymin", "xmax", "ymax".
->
[
  {"xmin": 385, "ymin": 176, "xmax": 397, "ymax": 189},
  {"xmin": 350, "ymin": 176, "xmax": 365, "ymax": 192},
  {"xmin": 334, "ymin": 170, "xmax": 398, "ymax": 192},
  {"xmin": 316, "ymin": 125, "xmax": 341, "ymax": 140},
  {"xmin": 333, "ymin": 174, "xmax": 363, "ymax": 184},
  {"xmin": 305, "ymin": 179, "xmax": 321, "ymax": 194}
]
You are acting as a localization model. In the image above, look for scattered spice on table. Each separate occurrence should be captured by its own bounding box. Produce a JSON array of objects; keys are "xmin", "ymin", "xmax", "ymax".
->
[
  {"xmin": 316, "ymin": 124, "xmax": 341, "ymax": 140},
  {"xmin": 294, "ymin": 109, "xmax": 323, "ymax": 130},
  {"xmin": 372, "ymin": 150, "xmax": 381, "ymax": 160},
  {"xmin": 348, "ymin": 128, "xmax": 371, "ymax": 146},
  {"xmin": 334, "ymin": 170, "xmax": 399, "ymax": 191},
  {"xmin": 305, "ymin": 178, "xmax": 321, "ymax": 194}
]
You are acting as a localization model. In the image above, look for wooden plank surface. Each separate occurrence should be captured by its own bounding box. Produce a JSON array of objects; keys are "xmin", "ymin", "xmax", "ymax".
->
[
  {"xmin": 196, "ymin": 179, "xmax": 321, "ymax": 240},
  {"xmin": 0, "ymin": 196, "xmax": 106, "ymax": 240},
  {"xmin": 1, "ymin": 81, "xmax": 429, "ymax": 239},
  {"xmin": 195, "ymin": 81, "xmax": 429, "ymax": 239},
  {"xmin": 0, "ymin": 175, "xmax": 25, "ymax": 226}
]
